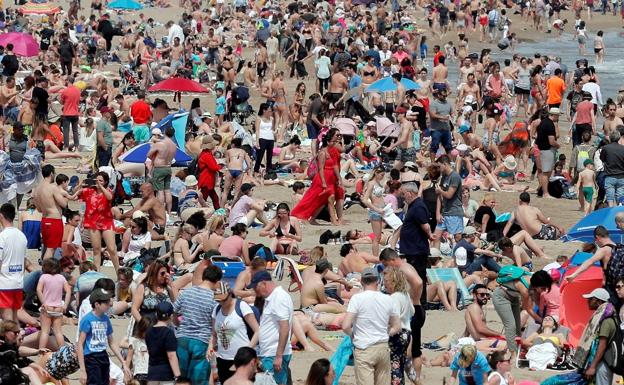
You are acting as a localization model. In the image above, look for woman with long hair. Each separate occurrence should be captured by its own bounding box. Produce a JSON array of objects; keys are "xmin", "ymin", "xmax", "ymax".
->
[
  {"xmin": 362, "ymin": 167, "xmax": 387, "ymax": 257},
  {"xmin": 304, "ymin": 358, "xmax": 335, "ymax": 385},
  {"xmin": 254, "ymin": 102, "xmax": 276, "ymax": 176},
  {"xmin": 292, "ymin": 128, "xmax": 345, "ymax": 225},
  {"xmin": 259, "ymin": 202, "xmax": 302, "ymax": 255},
  {"xmin": 384, "ymin": 266, "xmax": 414, "ymax": 385},
  {"xmin": 131, "ymin": 260, "xmax": 177, "ymax": 324},
  {"xmin": 120, "ymin": 216, "xmax": 151, "ymax": 263}
]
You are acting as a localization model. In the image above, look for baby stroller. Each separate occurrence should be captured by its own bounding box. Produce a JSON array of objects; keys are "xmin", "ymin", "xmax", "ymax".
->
[
  {"xmin": 229, "ymin": 85, "xmax": 254, "ymax": 125},
  {"xmin": 118, "ymin": 66, "xmax": 141, "ymax": 95}
]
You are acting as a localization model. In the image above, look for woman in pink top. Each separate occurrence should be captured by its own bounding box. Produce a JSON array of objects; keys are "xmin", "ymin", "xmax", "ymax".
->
[
  {"xmin": 530, "ymin": 270, "xmax": 561, "ymax": 321},
  {"xmin": 218, "ymin": 223, "xmax": 251, "ymax": 264},
  {"xmin": 36, "ymin": 259, "xmax": 72, "ymax": 350}
]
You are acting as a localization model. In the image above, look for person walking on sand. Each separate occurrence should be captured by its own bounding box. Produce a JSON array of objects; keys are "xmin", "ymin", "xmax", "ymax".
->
[
  {"xmin": 534, "ymin": 107, "xmax": 561, "ymax": 198},
  {"xmin": 577, "ymin": 159, "xmax": 597, "ymax": 215},
  {"xmin": 33, "ymin": 164, "xmax": 67, "ymax": 260},
  {"xmin": 147, "ymin": 127, "xmax": 176, "ymax": 213}
]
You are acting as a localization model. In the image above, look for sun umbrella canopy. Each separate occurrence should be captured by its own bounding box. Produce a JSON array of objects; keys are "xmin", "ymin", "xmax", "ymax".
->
[
  {"xmin": 107, "ymin": 0, "xmax": 143, "ymax": 10},
  {"xmin": 19, "ymin": 1, "xmax": 61, "ymax": 15},
  {"xmin": 148, "ymin": 78, "xmax": 210, "ymax": 93},
  {"xmin": 120, "ymin": 142, "xmax": 192, "ymax": 164},
  {"xmin": 561, "ymin": 206, "xmax": 624, "ymax": 243},
  {"xmin": 0, "ymin": 32, "xmax": 39, "ymax": 57},
  {"xmin": 365, "ymin": 76, "xmax": 422, "ymax": 93}
]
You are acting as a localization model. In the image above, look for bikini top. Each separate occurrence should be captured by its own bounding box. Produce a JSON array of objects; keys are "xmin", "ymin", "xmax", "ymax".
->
[
  {"xmin": 363, "ymin": 70, "xmax": 376, "ymax": 77},
  {"xmin": 372, "ymin": 183, "xmax": 384, "ymax": 197},
  {"xmin": 276, "ymin": 221, "xmax": 296, "ymax": 238}
]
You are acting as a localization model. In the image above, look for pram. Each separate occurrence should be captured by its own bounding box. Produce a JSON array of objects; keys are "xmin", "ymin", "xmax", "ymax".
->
[
  {"xmin": 229, "ymin": 85, "xmax": 254, "ymax": 125},
  {"xmin": 118, "ymin": 66, "xmax": 141, "ymax": 95},
  {"xmin": 514, "ymin": 321, "xmax": 573, "ymax": 370}
]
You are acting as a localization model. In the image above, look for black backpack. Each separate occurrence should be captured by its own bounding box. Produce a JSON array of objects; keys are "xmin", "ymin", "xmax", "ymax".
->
[
  {"xmin": 607, "ymin": 245, "xmax": 624, "ymax": 295},
  {"xmin": 215, "ymin": 299, "xmax": 260, "ymax": 340},
  {"xmin": 606, "ymin": 315, "xmax": 624, "ymax": 375}
]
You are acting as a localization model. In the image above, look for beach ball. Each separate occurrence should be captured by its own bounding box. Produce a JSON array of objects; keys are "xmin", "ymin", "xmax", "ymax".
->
[{"xmin": 74, "ymin": 80, "xmax": 87, "ymax": 90}]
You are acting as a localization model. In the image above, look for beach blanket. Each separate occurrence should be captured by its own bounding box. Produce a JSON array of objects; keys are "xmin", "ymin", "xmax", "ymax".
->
[
  {"xmin": 526, "ymin": 342, "xmax": 558, "ymax": 370},
  {"xmin": 330, "ymin": 336, "xmax": 354, "ymax": 385},
  {"xmin": 540, "ymin": 371, "xmax": 588, "ymax": 385},
  {"xmin": 571, "ymin": 302, "xmax": 615, "ymax": 368},
  {"xmin": 0, "ymin": 149, "xmax": 42, "ymax": 204}
]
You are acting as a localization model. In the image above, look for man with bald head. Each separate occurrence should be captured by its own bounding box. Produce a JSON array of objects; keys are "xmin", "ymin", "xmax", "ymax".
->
[{"xmin": 123, "ymin": 182, "xmax": 166, "ymax": 240}]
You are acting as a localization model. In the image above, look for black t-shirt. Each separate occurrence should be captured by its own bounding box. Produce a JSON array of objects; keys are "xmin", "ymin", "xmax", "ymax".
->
[
  {"xmin": 145, "ymin": 326, "xmax": 177, "ymax": 381},
  {"xmin": 411, "ymin": 105, "xmax": 427, "ymax": 132},
  {"xmin": 306, "ymin": 98, "xmax": 323, "ymax": 126},
  {"xmin": 535, "ymin": 117, "xmax": 556, "ymax": 151},
  {"xmin": 40, "ymin": 28, "xmax": 55, "ymax": 50},
  {"xmin": 399, "ymin": 197, "xmax": 431, "ymax": 260},
  {"xmin": 1, "ymin": 54, "xmax": 18, "ymax": 76},
  {"xmin": 58, "ymin": 40, "xmax": 75, "ymax": 61},
  {"xmin": 32, "ymin": 87, "xmax": 49, "ymax": 116},
  {"xmin": 474, "ymin": 206, "xmax": 497, "ymax": 233}
]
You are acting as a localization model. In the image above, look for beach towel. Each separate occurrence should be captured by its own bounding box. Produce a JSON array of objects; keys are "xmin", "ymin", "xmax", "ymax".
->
[
  {"xmin": 540, "ymin": 371, "xmax": 587, "ymax": 385},
  {"xmin": 526, "ymin": 342, "xmax": 558, "ymax": 370},
  {"xmin": 0, "ymin": 149, "xmax": 42, "ymax": 204},
  {"xmin": 330, "ymin": 336, "xmax": 354, "ymax": 385},
  {"xmin": 572, "ymin": 302, "xmax": 615, "ymax": 368}
]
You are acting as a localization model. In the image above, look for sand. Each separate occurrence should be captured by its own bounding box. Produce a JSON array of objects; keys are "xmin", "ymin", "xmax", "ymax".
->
[{"xmin": 17, "ymin": 1, "xmax": 624, "ymax": 384}]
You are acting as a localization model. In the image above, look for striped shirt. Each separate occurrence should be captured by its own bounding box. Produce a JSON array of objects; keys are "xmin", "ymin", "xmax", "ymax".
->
[{"xmin": 173, "ymin": 286, "xmax": 216, "ymax": 343}]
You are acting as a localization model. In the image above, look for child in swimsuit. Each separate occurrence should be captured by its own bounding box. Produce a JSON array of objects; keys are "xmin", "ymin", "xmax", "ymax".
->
[{"xmin": 576, "ymin": 159, "xmax": 596, "ymax": 215}]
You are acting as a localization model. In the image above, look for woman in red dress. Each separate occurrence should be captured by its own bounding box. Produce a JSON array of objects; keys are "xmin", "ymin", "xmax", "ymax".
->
[
  {"xmin": 292, "ymin": 128, "xmax": 345, "ymax": 225},
  {"xmin": 75, "ymin": 171, "xmax": 118, "ymax": 271}
]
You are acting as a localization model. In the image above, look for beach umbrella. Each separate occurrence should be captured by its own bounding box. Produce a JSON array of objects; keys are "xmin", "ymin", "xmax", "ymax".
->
[
  {"xmin": 107, "ymin": 0, "xmax": 143, "ymax": 10},
  {"xmin": 0, "ymin": 32, "xmax": 39, "ymax": 57},
  {"xmin": 18, "ymin": 1, "xmax": 61, "ymax": 15},
  {"xmin": 561, "ymin": 206, "xmax": 624, "ymax": 243},
  {"xmin": 120, "ymin": 142, "xmax": 192, "ymax": 164},
  {"xmin": 148, "ymin": 78, "xmax": 210, "ymax": 93},
  {"xmin": 365, "ymin": 76, "xmax": 421, "ymax": 93}
]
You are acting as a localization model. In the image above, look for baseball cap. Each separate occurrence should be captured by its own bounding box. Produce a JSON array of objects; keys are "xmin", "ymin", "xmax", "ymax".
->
[
  {"xmin": 583, "ymin": 159, "xmax": 594, "ymax": 167},
  {"xmin": 582, "ymin": 288, "xmax": 610, "ymax": 302},
  {"xmin": 156, "ymin": 301, "xmax": 174, "ymax": 316},
  {"xmin": 315, "ymin": 258, "xmax": 333, "ymax": 274},
  {"xmin": 361, "ymin": 267, "xmax": 379, "ymax": 279},
  {"xmin": 151, "ymin": 128, "xmax": 164, "ymax": 138},
  {"xmin": 90, "ymin": 288, "xmax": 113, "ymax": 306},
  {"xmin": 214, "ymin": 281, "xmax": 231, "ymax": 301},
  {"xmin": 454, "ymin": 247, "xmax": 468, "ymax": 266},
  {"xmin": 241, "ymin": 183, "xmax": 255, "ymax": 194},
  {"xmin": 246, "ymin": 270, "xmax": 272, "ymax": 289}
]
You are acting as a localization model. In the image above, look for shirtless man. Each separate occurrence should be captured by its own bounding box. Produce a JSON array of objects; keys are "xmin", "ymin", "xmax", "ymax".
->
[
  {"xmin": 383, "ymin": 105, "xmax": 415, "ymax": 169},
  {"xmin": 206, "ymin": 28, "xmax": 221, "ymax": 70},
  {"xmin": 502, "ymin": 192, "xmax": 565, "ymax": 240},
  {"xmin": 378, "ymin": 248, "xmax": 426, "ymax": 382},
  {"xmin": 123, "ymin": 182, "xmax": 167, "ymax": 240},
  {"xmin": 456, "ymin": 73, "xmax": 481, "ymax": 128},
  {"xmin": 300, "ymin": 259, "xmax": 346, "ymax": 314},
  {"xmin": 464, "ymin": 284, "xmax": 507, "ymax": 351},
  {"xmin": 223, "ymin": 347, "xmax": 257, "ymax": 385},
  {"xmin": 233, "ymin": 257, "xmax": 266, "ymax": 304},
  {"xmin": 416, "ymin": 67, "xmax": 432, "ymax": 111},
  {"xmin": 602, "ymin": 101, "xmax": 623, "ymax": 137},
  {"xmin": 33, "ymin": 165, "xmax": 67, "ymax": 259},
  {"xmin": 221, "ymin": 137, "xmax": 253, "ymax": 208},
  {"xmin": 458, "ymin": 57, "xmax": 475, "ymax": 86},
  {"xmin": 165, "ymin": 36, "xmax": 185, "ymax": 72},
  {"xmin": 0, "ymin": 76, "xmax": 19, "ymax": 119},
  {"xmin": 255, "ymin": 40, "xmax": 268, "ymax": 88},
  {"xmin": 338, "ymin": 244, "xmax": 378, "ymax": 277},
  {"xmin": 327, "ymin": 67, "xmax": 348, "ymax": 109},
  {"xmin": 147, "ymin": 127, "xmax": 176, "ymax": 213},
  {"xmin": 432, "ymin": 55, "xmax": 450, "ymax": 94}
]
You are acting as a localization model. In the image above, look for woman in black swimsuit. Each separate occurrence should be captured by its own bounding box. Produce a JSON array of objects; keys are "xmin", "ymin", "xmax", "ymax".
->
[{"xmin": 259, "ymin": 203, "xmax": 302, "ymax": 255}]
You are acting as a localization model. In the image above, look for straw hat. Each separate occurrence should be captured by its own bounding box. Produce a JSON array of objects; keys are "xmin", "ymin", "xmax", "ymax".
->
[
  {"xmin": 201, "ymin": 135, "xmax": 216, "ymax": 150},
  {"xmin": 503, "ymin": 155, "xmax": 517, "ymax": 170},
  {"xmin": 184, "ymin": 175, "xmax": 198, "ymax": 187}
]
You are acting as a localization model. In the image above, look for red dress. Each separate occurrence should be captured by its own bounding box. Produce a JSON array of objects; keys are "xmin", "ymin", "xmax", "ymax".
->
[
  {"xmin": 80, "ymin": 187, "xmax": 114, "ymax": 231},
  {"xmin": 292, "ymin": 146, "xmax": 345, "ymax": 220}
]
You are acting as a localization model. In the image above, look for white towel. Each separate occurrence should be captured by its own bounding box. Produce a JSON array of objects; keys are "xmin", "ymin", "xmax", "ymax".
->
[{"xmin": 526, "ymin": 342, "xmax": 558, "ymax": 370}]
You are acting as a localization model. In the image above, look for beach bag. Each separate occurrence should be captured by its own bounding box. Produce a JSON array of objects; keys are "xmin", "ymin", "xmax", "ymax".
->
[
  {"xmin": 496, "ymin": 265, "xmax": 531, "ymax": 288},
  {"xmin": 215, "ymin": 299, "xmax": 260, "ymax": 340},
  {"xmin": 605, "ymin": 315, "xmax": 624, "ymax": 375},
  {"xmin": 45, "ymin": 344, "xmax": 80, "ymax": 380}
]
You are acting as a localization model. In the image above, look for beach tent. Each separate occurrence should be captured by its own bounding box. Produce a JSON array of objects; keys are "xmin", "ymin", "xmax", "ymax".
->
[
  {"xmin": 558, "ymin": 265, "xmax": 603, "ymax": 347},
  {"xmin": 561, "ymin": 206, "xmax": 624, "ymax": 243},
  {"xmin": 153, "ymin": 110, "xmax": 189, "ymax": 151}
]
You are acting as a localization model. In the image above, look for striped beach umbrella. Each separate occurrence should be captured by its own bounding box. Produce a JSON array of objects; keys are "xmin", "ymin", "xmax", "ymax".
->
[{"xmin": 18, "ymin": 2, "xmax": 61, "ymax": 15}]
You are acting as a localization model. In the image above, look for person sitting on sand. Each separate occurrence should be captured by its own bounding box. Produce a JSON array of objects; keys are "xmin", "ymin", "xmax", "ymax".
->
[
  {"xmin": 300, "ymin": 259, "xmax": 347, "ymax": 314},
  {"xmin": 338, "ymin": 244, "xmax": 379, "ymax": 277},
  {"xmin": 464, "ymin": 284, "xmax": 507, "ymax": 352},
  {"xmin": 502, "ymin": 192, "xmax": 565, "ymax": 241},
  {"xmin": 233, "ymin": 256, "xmax": 267, "ymax": 305},
  {"xmin": 427, "ymin": 279, "xmax": 459, "ymax": 312}
]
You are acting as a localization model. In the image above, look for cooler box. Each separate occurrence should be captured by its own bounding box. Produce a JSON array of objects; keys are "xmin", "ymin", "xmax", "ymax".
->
[{"xmin": 211, "ymin": 256, "xmax": 245, "ymax": 287}]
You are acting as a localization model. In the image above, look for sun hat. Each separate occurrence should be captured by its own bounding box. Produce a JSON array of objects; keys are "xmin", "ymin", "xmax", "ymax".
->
[
  {"xmin": 184, "ymin": 175, "xmax": 198, "ymax": 187},
  {"xmin": 503, "ymin": 155, "xmax": 517, "ymax": 170},
  {"xmin": 214, "ymin": 281, "xmax": 231, "ymax": 301}
]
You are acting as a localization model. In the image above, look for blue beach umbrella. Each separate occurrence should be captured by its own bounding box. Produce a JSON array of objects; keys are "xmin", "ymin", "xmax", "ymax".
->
[
  {"xmin": 107, "ymin": 0, "xmax": 143, "ymax": 10},
  {"xmin": 365, "ymin": 76, "xmax": 421, "ymax": 93},
  {"xmin": 561, "ymin": 206, "xmax": 624, "ymax": 243},
  {"xmin": 120, "ymin": 142, "xmax": 192, "ymax": 165}
]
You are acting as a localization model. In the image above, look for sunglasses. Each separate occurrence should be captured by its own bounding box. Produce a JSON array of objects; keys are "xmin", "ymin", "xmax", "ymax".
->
[
  {"xmin": 476, "ymin": 293, "xmax": 490, "ymax": 298},
  {"xmin": 616, "ymin": 284, "xmax": 624, "ymax": 289},
  {"xmin": 159, "ymin": 271, "xmax": 168, "ymax": 277}
]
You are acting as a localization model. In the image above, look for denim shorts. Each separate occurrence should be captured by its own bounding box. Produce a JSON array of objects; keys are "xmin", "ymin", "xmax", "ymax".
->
[
  {"xmin": 368, "ymin": 208, "xmax": 383, "ymax": 221},
  {"xmin": 437, "ymin": 215, "xmax": 464, "ymax": 235}
]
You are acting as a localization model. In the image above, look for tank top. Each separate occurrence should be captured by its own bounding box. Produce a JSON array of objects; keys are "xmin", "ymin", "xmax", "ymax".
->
[
  {"xmin": 258, "ymin": 117, "xmax": 275, "ymax": 140},
  {"xmin": 516, "ymin": 67, "xmax": 530, "ymax": 90},
  {"xmin": 488, "ymin": 372, "xmax": 509, "ymax": 385}
]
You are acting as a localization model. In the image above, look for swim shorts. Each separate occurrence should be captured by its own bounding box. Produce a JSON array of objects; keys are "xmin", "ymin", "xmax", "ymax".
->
[
  {"xmin": 41, "ymin": 217, "xmax": 64, "ymax": 248},
  {"xmin": 152, "ymin": 166, "xmax": 172, "ymax": 191},
  {"xmin": 532, "ymin": 224, "xmax": 562, "ymax": 241}
]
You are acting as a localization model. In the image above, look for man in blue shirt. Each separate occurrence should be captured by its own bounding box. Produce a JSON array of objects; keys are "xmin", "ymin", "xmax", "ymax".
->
[{"xmin": 343, "ymin": 64, "xmax": 370, "ymax": 120}]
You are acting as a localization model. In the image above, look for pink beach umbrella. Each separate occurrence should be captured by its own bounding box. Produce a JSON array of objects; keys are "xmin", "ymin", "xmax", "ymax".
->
[{"xmin": 0, "ymin": 32, "xmax": 40, "ymax": 57}]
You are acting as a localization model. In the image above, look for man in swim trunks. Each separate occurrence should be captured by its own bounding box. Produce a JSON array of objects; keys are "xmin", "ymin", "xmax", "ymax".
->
[
  {"xmin": 502, "ymin": 192, "xmax": 565, "ymax": 241},
  {"xmin": 300, "ymin": 259, "xmax": 346, "ymax": 314},
  {"xmin": 33, "ymin": 164, "xmax": 68, "ymax": 260},
  {"xmin": 327, "ymin": 66, "xmax": 348, "ymax": 108},
  {"xmin": 383, "ymin": 105, "xmax": 416, "ymax": 169},
  {"xmin": 464, "ymin": 284, "xmax": 507, "ymax": 351},
  {"xmin": 147, "ymin": 127, "xmax": 176, "ymax": 213}
]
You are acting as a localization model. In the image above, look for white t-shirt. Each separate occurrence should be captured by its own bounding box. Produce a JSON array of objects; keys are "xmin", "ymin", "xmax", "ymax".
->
[
  {"xmin": 347, "ymin": 290, "xmax": 399, "ymax": 349},
  {"xmin": 212, "ymin": 300, "xmax": 254, "ymax": 360},
  {"xmin": 258, "ymin": 286, "xmax": 293, "ymax": 357},
  {"xmin": 0, "ymin": 227, "xmax": 27, "ymax": 290},
  {"xmin": 391, "ymin": 292, "xmax": 414, "ymax": 331}
]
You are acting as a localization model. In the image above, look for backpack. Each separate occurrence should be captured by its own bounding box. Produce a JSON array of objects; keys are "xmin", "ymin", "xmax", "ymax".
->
[
  {"xmin": 605, "ymin": 315, "xmax": 624, "ymax": 375},
  {"xmin": 606, "ymin": 245, "xmax": 624, "ymax": 296},
  {"xmin": 215, "ymin": 299, "xmax": 261, "ymax": 340},
  {"xmin": 496, "ymin": 265, "xmax": 531, "ymax": 288},
  {"xmin": 576, "ymin": 145, "xmax": 592, "ymax": 171}
]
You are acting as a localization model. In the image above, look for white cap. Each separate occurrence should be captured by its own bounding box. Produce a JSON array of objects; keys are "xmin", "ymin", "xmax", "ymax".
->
[
  {"xmin": 151, "ymin": 128, "xmax": 164, "ymax": 137},
  {"xmin": 582, "ymin": 288, "xmax": 610, "ymax": 302},
  {"xmin": 454, "ymin": 247, "xmax": 468, "ymax": 266}
]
